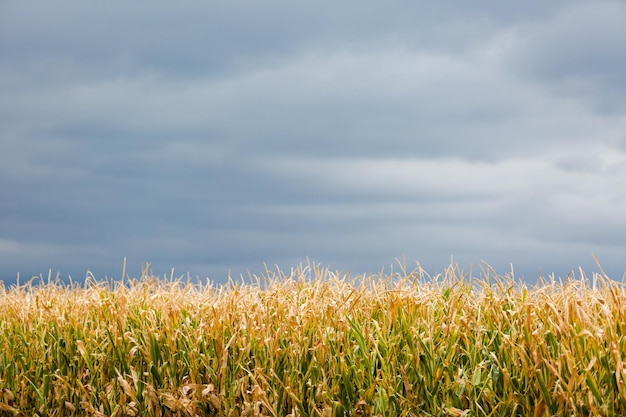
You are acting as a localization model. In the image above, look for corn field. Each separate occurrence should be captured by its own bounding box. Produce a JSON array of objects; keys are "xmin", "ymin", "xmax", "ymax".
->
[{"xmin": 1, "ymin": 262, "xmax": 625, "ymax": 416}]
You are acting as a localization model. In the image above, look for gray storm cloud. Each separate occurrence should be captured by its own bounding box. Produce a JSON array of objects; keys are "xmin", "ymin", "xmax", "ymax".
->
[{"xmin": 1, "ymin": 0, "xmax": 625, "ymax": 284}]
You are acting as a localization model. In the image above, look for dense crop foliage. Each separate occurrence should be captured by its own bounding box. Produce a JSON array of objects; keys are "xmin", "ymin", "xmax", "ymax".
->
[{"xmin": 1, "ymin": 263, "xmax": 625, "ymax": 416}]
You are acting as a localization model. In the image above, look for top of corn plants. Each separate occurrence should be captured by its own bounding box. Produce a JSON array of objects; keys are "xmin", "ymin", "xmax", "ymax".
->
[{"xmin": 1, "ymin": 261, "xmax": 625, "ymax": 417}]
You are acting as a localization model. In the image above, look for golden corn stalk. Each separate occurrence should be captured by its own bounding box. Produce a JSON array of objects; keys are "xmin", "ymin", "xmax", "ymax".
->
[{"xmin": 0, "ymin": 262, "xmax": 624, "ymax": 416}]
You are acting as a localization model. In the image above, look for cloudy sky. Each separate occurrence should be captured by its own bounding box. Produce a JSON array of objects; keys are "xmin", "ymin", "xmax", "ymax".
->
[{"xmin": 1, "ymin": 1, "xmax": 625, "ymax": 285}]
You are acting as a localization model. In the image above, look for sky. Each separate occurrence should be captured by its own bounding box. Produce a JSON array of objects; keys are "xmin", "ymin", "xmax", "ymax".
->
[{"xmin": 1, "ymin": 1, "xmax": 626, "ymax": 286}]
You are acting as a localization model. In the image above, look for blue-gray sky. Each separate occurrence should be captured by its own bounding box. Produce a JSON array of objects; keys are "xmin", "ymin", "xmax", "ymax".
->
[{"xmin": 1, "ymin": 1, "xmax": 625, "ymax": 285}]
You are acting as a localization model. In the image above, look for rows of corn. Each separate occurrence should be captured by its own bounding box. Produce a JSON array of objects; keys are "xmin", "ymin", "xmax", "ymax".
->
[{"xmin": 1, "ymin": 262, "xmax": 625, "ymax": 416}]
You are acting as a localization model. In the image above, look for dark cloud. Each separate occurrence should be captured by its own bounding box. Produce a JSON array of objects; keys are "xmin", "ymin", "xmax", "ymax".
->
[
  {"xmin": 1, "ymin": 1, "xmax": 625, "ymax": 285},
  {"xmin": 504, "ymin": 1, "xmax": 626, "ymax": 114}
]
